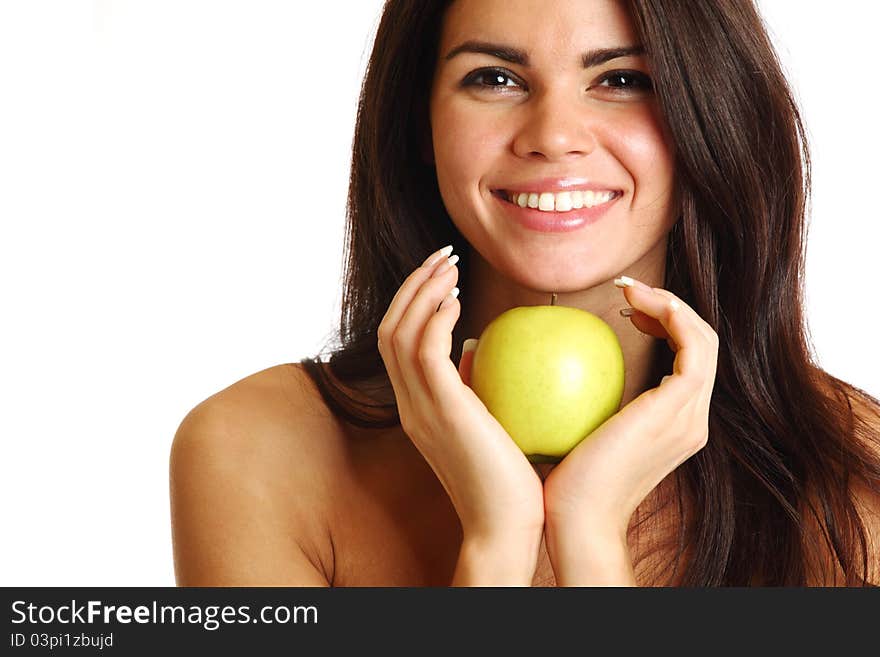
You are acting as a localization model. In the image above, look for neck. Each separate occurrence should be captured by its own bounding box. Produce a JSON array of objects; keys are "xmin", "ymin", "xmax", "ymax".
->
[{"xmin": 453, "ymin": 245, "xmax": 668, "ymax": 408}]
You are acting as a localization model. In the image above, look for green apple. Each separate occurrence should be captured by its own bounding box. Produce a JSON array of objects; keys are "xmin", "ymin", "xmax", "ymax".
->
[{"xmin": 470, "ymin": 305, "xmax": 625, "ymax": 463}]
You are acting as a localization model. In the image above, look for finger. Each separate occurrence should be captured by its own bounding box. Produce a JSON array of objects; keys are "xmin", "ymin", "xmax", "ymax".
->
[
  {"xmin": 378, "ymin": 245, "xmax": 454, "ymax": 411},
  {"xmin": 650, "ymin": 288, "xmax": 716, "ymax": 345},
  {"xmin": 620, "ymin": 307, "xmax": 679, "ymax": 352},
  {"xmin": 614, "ymin": 276, "xmax": 706, "ymax": 382},
  {"xmin": 381, "ymin": 245, "xmax": 454, "ymax": 335},
  {"xmin": 393, "ymin": 257, "xmax": 460, "ymax": 404},
  {"xmin": 457, "ymin": 338, "xmax": 479, "ymax": 388},
  {"xmin": 623, "ymin": 309, "xmax": 668, "ymax": 341},
  {"xmin": 648, "ymin": 289, "xmax": 718, "ymax": 374},
  {"xmin": 419, "ymin": 292, "xmax": 469, "ymax": 403}
]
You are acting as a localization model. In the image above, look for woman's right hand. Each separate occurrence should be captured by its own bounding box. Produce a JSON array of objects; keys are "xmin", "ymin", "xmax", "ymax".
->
[{"xmin": 377, "ymin": 245, "xmax": 545, "ymax": 545}]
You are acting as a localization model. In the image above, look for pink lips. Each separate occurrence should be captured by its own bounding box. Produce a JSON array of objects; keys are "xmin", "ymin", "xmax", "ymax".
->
[{"xmin": 492, "ymin": 189, "xmax": 621, "ymax": 233}]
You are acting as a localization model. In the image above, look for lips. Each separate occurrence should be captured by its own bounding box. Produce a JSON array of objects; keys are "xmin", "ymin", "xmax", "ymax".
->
[{"xmin": 491, "ymin": 188, "xmax": 620, "ymax": 233}]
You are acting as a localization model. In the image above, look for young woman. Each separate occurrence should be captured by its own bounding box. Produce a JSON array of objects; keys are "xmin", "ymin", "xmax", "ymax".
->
[{"xmin": 170, "ymin": 0, "xmax": 880, "ymax": 586}]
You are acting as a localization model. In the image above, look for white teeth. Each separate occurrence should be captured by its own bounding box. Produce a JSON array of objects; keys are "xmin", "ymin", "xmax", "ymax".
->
[
  {"xmin": 554, "ymin": 191, "xmax": 572, "ymax": 212},
  {"xmin": 506, "ymin": 189, "xmax": 617, "ymax": 212}
]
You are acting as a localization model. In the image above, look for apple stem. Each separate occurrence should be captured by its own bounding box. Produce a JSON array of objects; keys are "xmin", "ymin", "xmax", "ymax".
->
[{"xmin": 551, "ymin": 293, "xmax": 557, "ymax": 306}]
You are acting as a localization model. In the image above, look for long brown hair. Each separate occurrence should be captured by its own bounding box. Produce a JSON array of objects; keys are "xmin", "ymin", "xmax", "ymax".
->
[{"xmin": 300, "ymin": 0, "xmax": 880, "ymax": 585}]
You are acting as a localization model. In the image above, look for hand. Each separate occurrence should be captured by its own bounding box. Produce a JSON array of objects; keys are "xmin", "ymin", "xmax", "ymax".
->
[
  {"xmin": 377, "ymin": 246, "xmax": 545, "ymax": 544},
  {"xmin": 542, "ymin": 277, "xmax": 719, "ymax": 543}
]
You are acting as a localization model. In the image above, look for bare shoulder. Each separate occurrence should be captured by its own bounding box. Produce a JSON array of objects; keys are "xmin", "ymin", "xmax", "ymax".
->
[{"xmin": 169, "ymin": 363, "xmax": 346, "ymax": 586}]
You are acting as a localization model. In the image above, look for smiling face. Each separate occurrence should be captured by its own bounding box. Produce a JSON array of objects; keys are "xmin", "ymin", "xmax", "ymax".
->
[{"xmin": 429, "ymin": 0, "xmax": 678, "ymax": 293}]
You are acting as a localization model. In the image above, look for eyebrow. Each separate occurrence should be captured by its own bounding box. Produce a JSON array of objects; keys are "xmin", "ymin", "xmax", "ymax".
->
[{"xmin": 444, "ymin": 40, "xmax": 645, "ymax": 68}]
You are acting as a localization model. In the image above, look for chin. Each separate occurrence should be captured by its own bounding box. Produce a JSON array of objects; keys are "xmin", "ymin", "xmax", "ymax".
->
[{"xmin": 513, "ymin": 270, "xmax": 607, "ymax": 297}]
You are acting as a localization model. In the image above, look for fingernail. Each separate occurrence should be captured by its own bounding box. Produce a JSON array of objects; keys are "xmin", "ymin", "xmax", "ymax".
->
[
  {"xmin": 424, "ymin": 245, "xmax": 454, "ymax": 267},
  {"xmin": 614, "ymin": 275, "xmax": 653, "ymax": 293},
  {"xmin": 438, "ymin": 286, "xmax": 460, "ymax": 310},
  {"xmin": 462, "ymin": 337, "xmax": 479, "ymax": 353},
  {"xmin": 431, "ymin": 253, "xmax": 459, "ymax": 278},
  {"xmin": 619, "ymin": 307, "xmax": 636, "ymax": 317}
]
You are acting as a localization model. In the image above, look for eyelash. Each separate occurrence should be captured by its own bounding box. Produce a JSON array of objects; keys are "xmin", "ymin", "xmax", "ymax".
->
[{"xmin": 461, "ymin": 67, "xmax": 653, "ymax": 95}]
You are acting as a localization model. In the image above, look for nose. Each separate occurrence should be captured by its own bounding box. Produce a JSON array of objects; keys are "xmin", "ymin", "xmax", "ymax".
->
[{"xmin": 512, "ymin": 87, "xmax": 598, "ymax": 162}]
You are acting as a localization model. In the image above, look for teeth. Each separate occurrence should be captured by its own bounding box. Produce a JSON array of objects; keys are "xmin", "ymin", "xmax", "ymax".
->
[
  {"xmin": 510, "ymin": 189, "xmax": 617, "ymax": 212},
  {"xmin": 554, "ymin": 191, "xmax": 572, "ymax": 212}
]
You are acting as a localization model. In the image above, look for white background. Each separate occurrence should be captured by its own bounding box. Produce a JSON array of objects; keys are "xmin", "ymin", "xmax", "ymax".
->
[{"xmin": 1, "ymin": 1, "xmax": 877, "ymax": 586}]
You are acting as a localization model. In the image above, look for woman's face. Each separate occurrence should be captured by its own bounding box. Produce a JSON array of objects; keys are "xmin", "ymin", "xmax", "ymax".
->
[{"xmin": 429, "ymin": 0, "xmax": 678, "ymax": 293}]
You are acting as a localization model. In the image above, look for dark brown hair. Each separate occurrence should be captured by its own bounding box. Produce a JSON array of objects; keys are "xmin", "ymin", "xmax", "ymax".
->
[{"xmin": 300, "ymin": 0, "xmax": 880, "ymax": 585}]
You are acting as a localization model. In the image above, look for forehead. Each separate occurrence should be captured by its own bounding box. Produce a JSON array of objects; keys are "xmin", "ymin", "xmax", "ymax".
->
[{"xmin": 439, "ymin": 0, "xmax": 640, "ymax": 65}]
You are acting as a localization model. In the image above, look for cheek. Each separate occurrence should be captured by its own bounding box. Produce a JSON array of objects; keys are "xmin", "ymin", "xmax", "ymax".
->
[
  {"xmin": 431, "ymin": 101, "xmax": 509, "ymax": 217},
  {"xmin": 432, "ymin": 104, "xmax": 504, "ymax": 176},
  {"xmin": 614, "ymin": 110, "xmax": 676, "ymax": 209}
]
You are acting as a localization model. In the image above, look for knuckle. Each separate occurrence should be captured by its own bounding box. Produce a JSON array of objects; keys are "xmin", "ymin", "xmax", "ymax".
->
[
  {"xmin": 689, "ymin": 427, "xmax": 709, "ymax": 452},
  {"xmin": 400, "ymin": 412, "xmax": 434, "ymax": 443},
  {"xmin": 678, "ymin": 370, "xmax": 701, "ymax": 389},
  {"xmin": 418, "ymin": 344, "xmax": 440, "ymax": 369},
  {"xmin": 391, "ymin": 327, "xmax": 407, "ymax": 351},
  {"xmin": 703, "ymin": 327, "xmax": 719, "ymax": 347},
  {"xmin": 377, "ymin": 325, "xmax": 389, "ymax": 346}
]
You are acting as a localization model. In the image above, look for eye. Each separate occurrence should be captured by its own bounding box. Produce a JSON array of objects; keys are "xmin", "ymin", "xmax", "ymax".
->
[
  {"xmin": 461, "ymin": 67, "xmax": 524, "ymax": 92},
  {"xmin": 595, "ymin": 70, "xmax": 653, "ymax": 94}
]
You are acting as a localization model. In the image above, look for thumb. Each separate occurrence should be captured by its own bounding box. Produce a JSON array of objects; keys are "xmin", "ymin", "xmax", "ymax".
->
[{"xmin": 458, "ymin": 338, "xmax": 479, "ymax": 387}]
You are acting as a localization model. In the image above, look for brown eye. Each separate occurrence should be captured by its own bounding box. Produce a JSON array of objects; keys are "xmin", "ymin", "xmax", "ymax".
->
[
  {"xmin": 461, "ymin": 67, "xmax": 524, "ymax": 91},
  {"xmin": 596, "ymin": 70, "xmax": 653, "ymax": 93}
]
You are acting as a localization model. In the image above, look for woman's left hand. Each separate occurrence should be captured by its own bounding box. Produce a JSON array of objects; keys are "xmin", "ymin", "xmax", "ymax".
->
[{"xmin": 542, "ymin": 277, "xmax": 719, "ymax": 581}]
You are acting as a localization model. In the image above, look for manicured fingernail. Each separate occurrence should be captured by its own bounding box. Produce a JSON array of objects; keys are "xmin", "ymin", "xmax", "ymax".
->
[
  {"xmin": 431, "ymin": 253, "xmax": 459, "ymax": 278},
  {"xmin": 462, "ymin": 337, "xmax": 479, "ymax": 353},
  {"xmin": 619, "ymin": 307, "xmax": 636, "ymax": 317},
  {"xmin": 438, "ymin": 286, "xmax": 460, "ymax": 310},
  {"xmin": 425, "ymin": 245, "xmax": 454, "ymax": 267},
  {"xmin": 437, "ymin": 287, "xmax": 458, "ymax": 310},
  {"xmin": 614, "ymin": 275, "xmax": 653, "ymax": 292}
]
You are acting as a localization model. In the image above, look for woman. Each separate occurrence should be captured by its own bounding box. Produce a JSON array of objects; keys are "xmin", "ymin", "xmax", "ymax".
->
[{"xmin": 170, "ymin": 0, "xmax": 880, "ymax": 586}]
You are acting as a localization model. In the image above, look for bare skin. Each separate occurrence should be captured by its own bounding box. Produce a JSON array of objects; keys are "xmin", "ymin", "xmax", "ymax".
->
[
  {"xmin": 169, "ymin": 0, "xmax": 880, "ymax": 586},
  {"xmin": 169, "ymin": 0, "xmax": 714, "ymax": 586},
  {"xmin": 169, "ymin": 362, "xmax": 687, "ymax": 587},
  {"xmin": 430, "ymin": 0, "xmax": 680, "ymax": 482},
  {"xmin": 170, "ymin": 362, "xmax": 880, "ymax": 586},
  {"xmin": 384, "ymin": 0, "xmax": 695, "ymax": 584}
]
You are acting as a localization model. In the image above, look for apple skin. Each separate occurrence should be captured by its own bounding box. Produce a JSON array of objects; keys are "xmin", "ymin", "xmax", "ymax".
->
[{"xmin": 470, "ymin": 305, "xmax": 625, "ymax": 463}]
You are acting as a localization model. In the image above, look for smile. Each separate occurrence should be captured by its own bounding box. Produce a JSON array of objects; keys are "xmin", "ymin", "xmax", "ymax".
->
[
  {"xmin": 491, "ymin": 188, "xmax": 621, "ymax": 233},
  {"xmin": 493, "ymin": 189, "xmax": 622, "ymax": 213}
]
